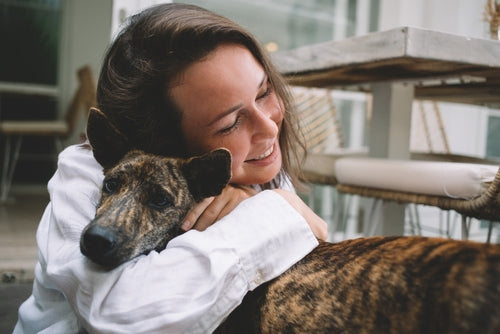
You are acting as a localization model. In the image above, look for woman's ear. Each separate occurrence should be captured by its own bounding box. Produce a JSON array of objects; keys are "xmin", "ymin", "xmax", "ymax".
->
[
  {"xmin": 181, "ymin": 148, "xmax": 232, "ymax": 202},
  {"xmin": 86, "ymin": 107, "xmax": 130, "ymax": 169}
]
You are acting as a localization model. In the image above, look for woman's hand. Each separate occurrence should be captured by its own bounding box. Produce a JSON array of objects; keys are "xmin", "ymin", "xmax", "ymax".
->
[
  {"xmin": 181, "ymin": 185, "xmax": 257, "ymax": 231},
  {"xmin": 272, "ymin": 189, "xmax": 328, "ymax": 241}
]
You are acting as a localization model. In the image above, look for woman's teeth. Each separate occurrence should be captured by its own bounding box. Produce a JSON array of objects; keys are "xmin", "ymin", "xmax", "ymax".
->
[{"xmin": 256, "ymin": 145, "xmax": 274, "ymax": 160}]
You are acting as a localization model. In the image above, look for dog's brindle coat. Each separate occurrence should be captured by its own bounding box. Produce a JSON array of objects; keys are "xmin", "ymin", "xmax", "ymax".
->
[{"xmin": 82, "ymin": 108, "xmax": 500, "ymax": 333}]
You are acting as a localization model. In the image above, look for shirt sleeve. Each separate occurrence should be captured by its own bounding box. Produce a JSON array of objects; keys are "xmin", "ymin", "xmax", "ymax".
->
[{"xmin": 18, "ymin": 144, "xmax": 318, "ymax": 334}]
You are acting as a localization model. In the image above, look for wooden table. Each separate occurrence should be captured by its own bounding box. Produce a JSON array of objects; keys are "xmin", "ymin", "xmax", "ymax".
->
[{"xmin": 272, "ymin": 26, "xmax": 500, "ymax": 235}]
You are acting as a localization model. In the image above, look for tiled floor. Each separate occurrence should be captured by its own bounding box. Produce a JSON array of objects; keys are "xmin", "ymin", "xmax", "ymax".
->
[
  {"xmin": 0, "ymin": 185, "xmax": 49, "ymax": 333},
  {"xmin": 0, "ymin": 185, "xmax": 48, "ymax": 282}
]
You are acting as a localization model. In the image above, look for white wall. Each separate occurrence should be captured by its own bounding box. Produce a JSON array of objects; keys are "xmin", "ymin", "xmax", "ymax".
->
[
  {"xmin": 379, "ymin": 0, "xmax": 489, "ymax": 38},
  {"xmin": 111, "ymin": 0, "xmax": 171, "ymax": 39},
  {"xmin": 58, "ymin": 0, "xmax": 113, "ymax": 144},
  {"xmin": 58, "ymin": 0, "xmax": 170, "ymax": 145}
]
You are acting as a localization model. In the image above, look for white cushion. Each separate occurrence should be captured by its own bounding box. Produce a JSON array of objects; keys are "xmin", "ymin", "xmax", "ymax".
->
[
  {"xmin": 302, "ymin": 149, "xmax": 368, "ymax": 177},
  {"xmin": 335, "ymin": 158, "xmax": 499, "ymax": 200}
]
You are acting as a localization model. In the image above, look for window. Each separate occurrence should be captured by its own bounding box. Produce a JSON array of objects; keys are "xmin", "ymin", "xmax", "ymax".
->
[
  {"xmin": 175, "ymin": 0, "xmax": 379, "ymax": 52},
  {"xmin": 486, "ymin": 110, "xmax": 500, "ymax": 159},
  {"xmin": 0, "ymin": 0, "xmax": 62, "ymax": 184},
  {"xmin": 0, "ymin": 0, "xmax": 61, "ymax": 84}
]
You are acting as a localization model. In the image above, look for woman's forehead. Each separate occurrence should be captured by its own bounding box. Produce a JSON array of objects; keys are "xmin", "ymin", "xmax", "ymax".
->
[{"xmin": 170, "ymin": 44, "xmax": 265, "ymax": 119}]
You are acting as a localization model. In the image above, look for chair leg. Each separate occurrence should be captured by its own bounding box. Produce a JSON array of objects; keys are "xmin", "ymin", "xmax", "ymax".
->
[
  {"xmin": 332, "ymin": 192, "xmax": 350, "ymax": 241},
  {"xmin": 461, "ymin": 215, "xmax": 470, "ymax": 240},
  {"xmin": 54, "ymin": 137, "xmax": 64, "ymax": 153},
  {"xmin": 405, "ymin": 204, "xmax": 422, "ymax": 236},
  {"xmin": 413, "ymin": 205, "xmax": 422, "ymax": 235},
  {"xmin": 443, "ymin": 210, "xmax": 450, "ymax": 238},
  {"xmin": 1, "ymin": 135, "xmax": 22, "ymax": 202},
  {"xmin": 365, "ymin": 198, "xmax": 383, "ymax": 236},
  {"xmin": 486, "ymin": 221, "xmax": 494, "ymax": 244}
]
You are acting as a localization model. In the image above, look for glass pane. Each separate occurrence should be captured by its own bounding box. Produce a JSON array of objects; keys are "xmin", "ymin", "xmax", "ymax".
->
[
  {"xmin": 0, "ymin": 0, "xmax": 61, "ymax": 84},
  {"xmin": 175, "ymin": 0, "xmax": 376, "ymax": 52},
  {"xmin": 486, "ymin": 116, "xmax": 500, "ymax": 159}
]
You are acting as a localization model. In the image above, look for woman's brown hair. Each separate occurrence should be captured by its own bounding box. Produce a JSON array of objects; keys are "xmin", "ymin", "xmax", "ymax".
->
[{"xmin": 96, "ymin": 3, "xmax": 306, "ymax": 189}]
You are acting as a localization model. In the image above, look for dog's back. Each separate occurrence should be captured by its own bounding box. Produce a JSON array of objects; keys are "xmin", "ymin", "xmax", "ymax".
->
[{"xmin": 218, "ymin": 237, "xmax": 500, "ymax": 334}]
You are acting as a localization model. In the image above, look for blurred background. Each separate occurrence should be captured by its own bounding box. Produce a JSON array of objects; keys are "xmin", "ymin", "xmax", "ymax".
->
[{"xmin": 0, "ymin": 0, "xmax": 499, "ymax": 331}]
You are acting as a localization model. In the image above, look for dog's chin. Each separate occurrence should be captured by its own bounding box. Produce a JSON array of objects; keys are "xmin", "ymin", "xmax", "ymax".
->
[
  {"xmin": 81, "ymin": 246, "xmax": 136, "ymax": 270},
  {"xmin": 151, "ymin": 227, "xmax": 185, "ymax": 253},
  {"xmin": 98, "ymin": 241, "xmax": 172, "ymax": 269},
  {"xmin": 86, "ymin": 256, "xmax": 128, "ymax": 270}
]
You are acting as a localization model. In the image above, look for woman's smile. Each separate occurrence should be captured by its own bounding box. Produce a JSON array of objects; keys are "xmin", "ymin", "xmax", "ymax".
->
[{"xmin": 246, "ymin": 141, "xmax": 278, "ymax": 164}]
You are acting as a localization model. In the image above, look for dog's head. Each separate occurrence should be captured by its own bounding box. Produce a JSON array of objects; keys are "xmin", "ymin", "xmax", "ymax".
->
[
  {"xmin": 80, "ymin": 148, "xmax": 231, "ymax": 268},
  {"xmin": 81, "ymin": 108, "xmax": 232, "ymax": 268}
]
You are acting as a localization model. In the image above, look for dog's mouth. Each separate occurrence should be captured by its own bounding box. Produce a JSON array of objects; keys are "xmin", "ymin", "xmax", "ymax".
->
[{"xmin": 152, "ymin": 226, "xmax": 186, "ymax": 253}]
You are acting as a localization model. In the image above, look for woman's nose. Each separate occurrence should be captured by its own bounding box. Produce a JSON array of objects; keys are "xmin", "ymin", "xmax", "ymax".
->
[{"xmin": 251, "ymin": 104, "xmax": 282, "ymax": 141}]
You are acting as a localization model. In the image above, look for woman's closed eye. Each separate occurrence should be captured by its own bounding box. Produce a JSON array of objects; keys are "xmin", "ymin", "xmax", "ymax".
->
[
  {"xmin": 217, "ymin": 80, "xmax": 273, "ymax": 135},
  {"xmin": 219, "ymin": 115, "xmax": 242, "ymax": 135},
  {"xmin": 257, "ymin": 86, "xmax": 272, "ymax": 100}
]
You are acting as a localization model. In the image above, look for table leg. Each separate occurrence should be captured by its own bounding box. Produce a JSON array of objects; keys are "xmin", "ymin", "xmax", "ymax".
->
[{"xmin": 368, "ymin": 82, "xmax": 414, "ymax": 235}]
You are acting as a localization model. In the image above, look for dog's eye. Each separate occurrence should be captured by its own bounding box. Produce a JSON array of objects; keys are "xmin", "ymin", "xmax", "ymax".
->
[
  {"xmin": 148, "ymin": 194, "xmax": 172, "ymax": 210},
  {"xmin": 103, "ymin": 179, "xmax": 119, "ymax": 194}
]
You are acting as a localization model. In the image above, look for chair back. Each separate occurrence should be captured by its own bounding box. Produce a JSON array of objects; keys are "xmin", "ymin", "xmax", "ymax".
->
[
  {"xmin": 290, "ymin": 86, "xmax": 344, "ymax": 154},
  {"xmin": 64, "ymin": 65, "xmax": 96, "ymax": 135}
]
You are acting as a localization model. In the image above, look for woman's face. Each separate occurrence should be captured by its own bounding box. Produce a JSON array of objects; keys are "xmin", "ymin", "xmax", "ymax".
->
[{"xmin": 171, "ymin": 44, "xmax": 283, "ymax": 185}]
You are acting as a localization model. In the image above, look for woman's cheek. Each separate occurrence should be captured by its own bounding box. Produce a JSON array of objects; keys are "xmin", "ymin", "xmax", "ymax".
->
[{"xmin": 230, "ymin": 155, "xmax": 245, "ymax": 175}]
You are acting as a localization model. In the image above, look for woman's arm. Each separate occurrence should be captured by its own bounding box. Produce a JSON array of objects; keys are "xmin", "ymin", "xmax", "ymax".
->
[
  {"xmin": 183, "ymin": 186, "xmax": 328, "ymax": 241},
  {"xmin": 16, "ymin": 144, "xmax": 319, "ymax": 333}
]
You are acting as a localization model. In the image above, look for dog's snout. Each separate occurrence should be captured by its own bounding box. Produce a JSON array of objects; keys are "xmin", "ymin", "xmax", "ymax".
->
[{"xmin": 81, "ymin": 225, "xmax": 117, "ymax": 263}]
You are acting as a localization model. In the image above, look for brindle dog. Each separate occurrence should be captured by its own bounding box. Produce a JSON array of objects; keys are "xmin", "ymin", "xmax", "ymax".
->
[{"xmin": 82, "ymin": 108, "xmax": 500, "ymax": 333}]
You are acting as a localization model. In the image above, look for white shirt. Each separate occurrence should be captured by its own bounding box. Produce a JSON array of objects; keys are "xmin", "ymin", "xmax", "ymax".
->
[{"xmin": 14, "ymin": 144, "xmax": 318, "ymax": 334}]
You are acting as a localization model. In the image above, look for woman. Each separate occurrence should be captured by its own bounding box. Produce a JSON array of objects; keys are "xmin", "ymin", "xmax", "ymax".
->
[{"xmin": 14, "ymin": 3, "xmax": 327, "ymax": 333}]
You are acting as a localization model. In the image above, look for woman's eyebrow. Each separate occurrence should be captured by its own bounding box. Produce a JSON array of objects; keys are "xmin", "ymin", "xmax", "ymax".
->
[
  {"xmin": 207, "ymin": 103, "xmax": 244, "ymax": 127},
  {"xmin": 207, "ymin": 73, "xmax": 268, "ymax": 127},
  {"xmin": 257, "ymin": 73, "xmax": 267, "ymax": 90}
]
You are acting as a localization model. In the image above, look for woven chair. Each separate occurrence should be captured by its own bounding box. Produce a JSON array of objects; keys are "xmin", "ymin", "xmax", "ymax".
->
[
  {"xmin": 407, "ymin": 100, "xmax": 499, "ymax": 238},
  {"xmin": 293, "ymin": 87, "xmax": 500, "ymax": 241},
  {"xmin": 334, "ymin": 158, "xmax": 500, "ymax": 242},
  {"xmin": 292, "ymin": 86, "xmax": 344, "ymax": 154},
  {"xmin": 0, "ymin": 65, "xmax": 96, "ymax": 202}
]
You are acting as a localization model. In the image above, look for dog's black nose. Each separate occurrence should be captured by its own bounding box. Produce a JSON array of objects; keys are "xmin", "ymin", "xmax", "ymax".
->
[{"xmin": 81, "ymin": 225, "xmax": 117, "ymax": 262}]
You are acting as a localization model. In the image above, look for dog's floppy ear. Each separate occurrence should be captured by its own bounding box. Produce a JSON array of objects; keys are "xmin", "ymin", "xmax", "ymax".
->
[
  {"xmin": 182, "ymin": 148, "xmax": 232, "ymax": 202},
  {"xmin": 86, "ymin": 107, "xmax": 130, "ymax": 170}
]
